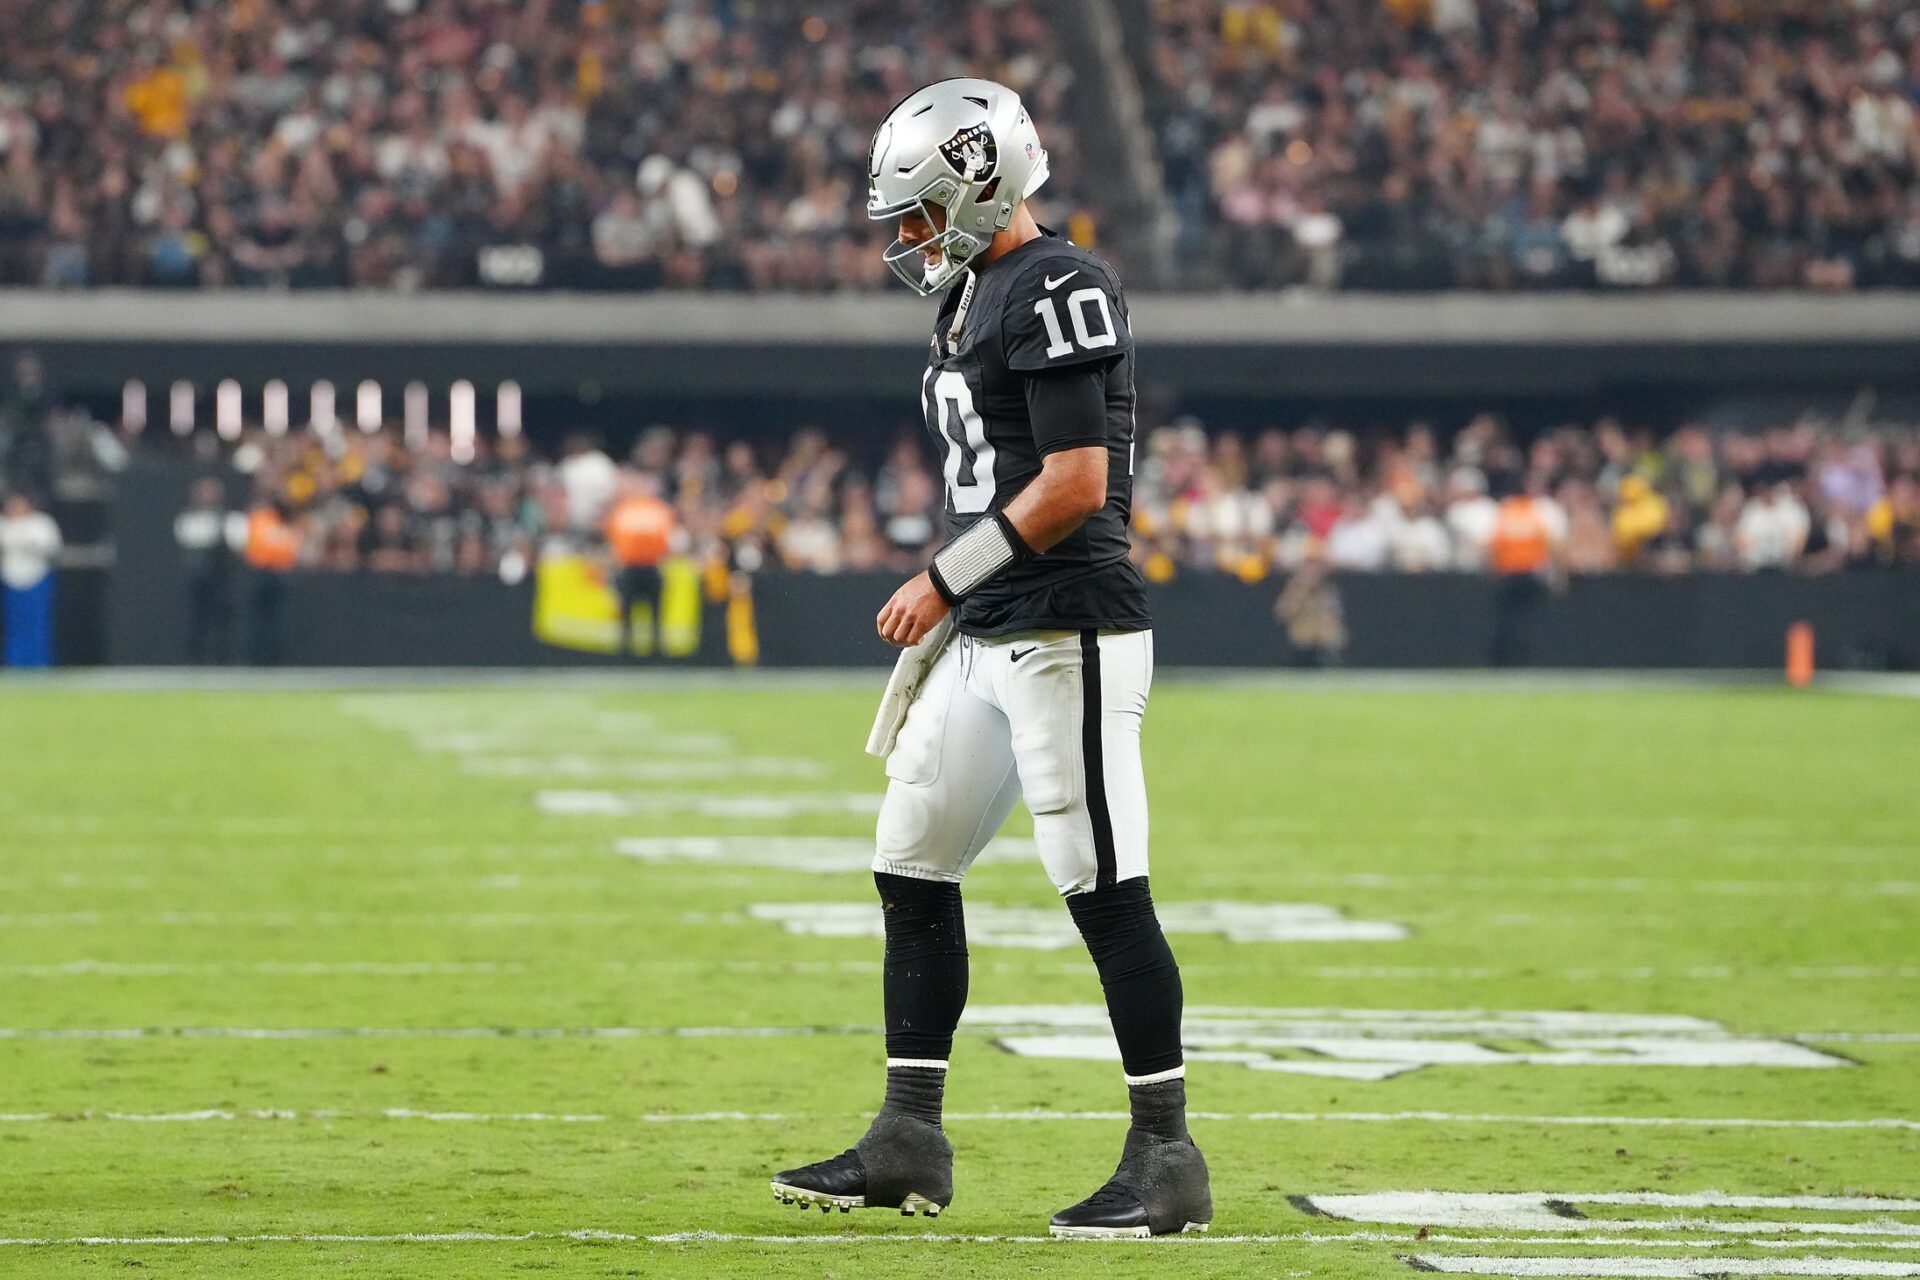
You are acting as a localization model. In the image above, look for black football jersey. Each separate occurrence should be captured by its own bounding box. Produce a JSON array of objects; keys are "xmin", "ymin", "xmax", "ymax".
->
[{"xmin": 923, "ymin": 230, "xmax": 1151, "ymax": 637}]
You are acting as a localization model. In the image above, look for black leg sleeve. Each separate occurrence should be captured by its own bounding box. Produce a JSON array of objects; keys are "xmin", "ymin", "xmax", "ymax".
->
[
  {"xmin": 1066, "ymin": 877, "xmax": 1184, "ymax": 1078},
  {"xmin": 874, "ymin": 871, "xmax": 969, "ymax": 1062}
]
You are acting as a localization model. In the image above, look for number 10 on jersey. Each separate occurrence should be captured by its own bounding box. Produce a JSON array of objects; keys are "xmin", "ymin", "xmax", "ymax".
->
[
  {"xmin": 926, "ymin": 369, "xmax": 997, "ymax": 513},
  {"xmin": 1033, "ymin": 288, "xmax": 1117, "ymax": 359}
]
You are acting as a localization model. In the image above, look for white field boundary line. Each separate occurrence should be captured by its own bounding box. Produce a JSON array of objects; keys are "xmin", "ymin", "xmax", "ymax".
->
[
  {"xmin": 1, "ymin": 1109, "xmax": 1914, "ymax": 1132},
  {"xmin": 1, "ymin": 1230, "xmax": 1917, "ymax": 1250}
]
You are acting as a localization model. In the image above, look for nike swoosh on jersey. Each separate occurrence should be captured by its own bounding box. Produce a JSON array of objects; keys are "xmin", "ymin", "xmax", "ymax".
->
[
  {"xmin": 1010, "ymin": 646, "xmax": 1036, "ymax": 662},
  {"xmin": 1043, "ymin": 270, "xmax": 1079, "ymax": 289}
]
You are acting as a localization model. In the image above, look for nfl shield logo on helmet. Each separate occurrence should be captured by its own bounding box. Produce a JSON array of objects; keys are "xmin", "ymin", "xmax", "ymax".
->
[{"xmin": 938, "ymin": 122, "xmax": 998, "ymax": 182}]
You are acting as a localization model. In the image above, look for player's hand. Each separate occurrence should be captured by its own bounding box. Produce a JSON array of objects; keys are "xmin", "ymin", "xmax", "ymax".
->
[{"xmin": 876, "ymin": 572, "xmax": 950, "ymax": 648}]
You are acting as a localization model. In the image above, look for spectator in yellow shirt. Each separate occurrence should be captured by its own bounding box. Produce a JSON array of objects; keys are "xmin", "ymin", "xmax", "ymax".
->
[
  {"xmin": 124, "ymin": 64, "xmax": 188, "ymax": 139},
  {"xmin": 1611, "ymin": 474, "xmax": 1670, "ymax": 566}
]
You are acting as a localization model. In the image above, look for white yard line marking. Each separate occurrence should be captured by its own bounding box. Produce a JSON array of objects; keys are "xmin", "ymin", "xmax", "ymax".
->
[
  {"xmin": 1293, "ymin": 966, "xmax": 1920, "ymax": 982},
  {"xmin": 1793, "ymin": 1033, "xmax": 1920, "ymax": 1045},
  {"xmin": 0, "ymin": 913, "xmax": 641, "ymax": 928},
  {"xmin": 0, "ymin": 1230, "xmax": 1307, "ymax": 1247},
  {"xmin": 971, "ymin": 1006, "xmax": 1853, "ymax": 1077},
  {"xmin": 1411, "ymin": 1259, "xmax": 1920, "ymax": 1276},
  {"xmin": 0, "ymin": 961, "xmax": 528, "ymax": 977},
  {"xmin": 413, "ymin": 732, "xmax": 734, "ymax": 754},
  {"xmin": 0, "ymin": 959, "xmax": 892, "ymax": 979},
  {"xmin": 4, "ymin": 960, "xmax": 1911, "ymax": 982},
  {"xmin": 1, "ymin": 1230, "xmax": 1917, "ymax": 1252},
  {"xmin": 1290, "ymin": 872, "xmax": 1920, "ymax": 898},
  {"xmin": 614, "ymin": 836, "xmax": 1035, "ymax": 872},
  {"xmin": 1, "ymin": 1109, "xmax": 1913, "ymax": 1132},
  {"xmin": 0, "ymin": 1022, "xmax": 1907, "ymax": 1049},
  {"xmin": 540, "ymin": 790, "xmax": 882, "ymax": 818},
  {"xmin": 0, "ymin": 1027, "xmax": 860, "ymax": 1040},
  {"xmin": 750, "ymin": 901, "xmax": 1407, "ymax": 948},
  {"xmin": 1442, "ymin": 1239, "xmax": 1920, "ymax": 1251},
  {"xmin": 1302, "ymin": 1192, "xmax": 1920, "ymax": 1237},
  {"xmin": 0, "ymin": 1231, "xmax": 1223, "ymax": 1247},
  {"xmin": 379, "ymin": 1110, "xmax": 605, "ymax": 1122},
  {"xmin": 463, "ymin": 757, "xmax": 829, "ymax": 780}
]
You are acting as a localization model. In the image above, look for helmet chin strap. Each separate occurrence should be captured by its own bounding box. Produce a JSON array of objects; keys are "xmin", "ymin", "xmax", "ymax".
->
[{"xmin": 944, "ymin": 268, "xmax": 978, "ymax": 352}]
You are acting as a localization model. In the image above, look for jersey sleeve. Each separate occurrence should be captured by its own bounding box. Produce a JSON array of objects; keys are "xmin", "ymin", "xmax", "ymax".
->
[
  {"xmin": 1023, "ymin": 363, "xmax": 1110, "ymax": 456},
  {"xmin": 1000, "ymin": 257, "xmax": 1134, "ymax": 374}
]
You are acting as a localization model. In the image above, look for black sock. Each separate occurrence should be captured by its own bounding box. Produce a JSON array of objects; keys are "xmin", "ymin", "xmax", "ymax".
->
[
  {"xmin": 1065, "ymin": 877, "xmax": 1185, "ymax": 1078},
  {"xmin": 1127, "ymin": 1076, "xmax": 1190, "ymax": 1145},
  {"xmin": 874, "ymin": 871, "xmax": 969, "ymax": 1062},
  {"xmin": 878, "ymin": 1064, "xmax": 947, "ymax": 1128}
]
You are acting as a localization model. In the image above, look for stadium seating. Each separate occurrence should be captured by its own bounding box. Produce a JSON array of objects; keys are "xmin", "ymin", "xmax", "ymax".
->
[{"xmin": 1, "ymin": 0, "xmax": 1912, "ymax": 291}]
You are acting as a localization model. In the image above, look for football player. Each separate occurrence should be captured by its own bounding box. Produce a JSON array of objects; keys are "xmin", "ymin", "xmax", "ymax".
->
[{"xmin": 769, "ymin": 78, "xmax": 1210, "ymax": 1239}]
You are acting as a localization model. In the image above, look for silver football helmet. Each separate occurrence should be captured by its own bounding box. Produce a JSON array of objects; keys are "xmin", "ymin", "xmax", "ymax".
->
[{"xmin": 867, "ymin": 78, "xmax": 1050, "ymax": 295}]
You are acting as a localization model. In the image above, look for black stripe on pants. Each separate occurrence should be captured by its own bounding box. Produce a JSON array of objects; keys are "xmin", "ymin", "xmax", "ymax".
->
[{"xmin": 1079, "ymin": 629, "xmax": 1118, "ymax": 890}]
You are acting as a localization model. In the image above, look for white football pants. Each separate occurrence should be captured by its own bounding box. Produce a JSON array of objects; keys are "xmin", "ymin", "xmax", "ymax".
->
[{"xmin": 873, "ymin": 628, "xmax": 1152, "ymax": 896}]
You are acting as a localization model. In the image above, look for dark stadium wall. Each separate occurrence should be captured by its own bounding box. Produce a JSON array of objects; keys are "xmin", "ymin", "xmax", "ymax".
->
[{"xmin": 108, "ymin": 462, "xmax": 1919, "ymax": 670}]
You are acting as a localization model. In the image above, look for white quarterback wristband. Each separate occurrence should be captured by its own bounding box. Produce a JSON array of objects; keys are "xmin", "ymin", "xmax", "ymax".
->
[{"xmin": 928, "ymin": 510, "xmax": 1034, "ymax": 605}]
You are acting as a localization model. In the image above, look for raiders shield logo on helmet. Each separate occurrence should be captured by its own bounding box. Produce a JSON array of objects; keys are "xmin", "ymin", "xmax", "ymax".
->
[{"xmin": 938, "ymin": 122, "xmax": 998, "ymax": 182}]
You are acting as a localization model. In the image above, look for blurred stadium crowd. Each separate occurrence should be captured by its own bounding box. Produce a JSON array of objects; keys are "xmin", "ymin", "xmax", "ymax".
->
[
  {"xmin": 162, "ymin": 413, "xmax": 1920, "ymax": 580},
  {"xmin": 0, "ymin": 0, "xmax": 1081, "ymax": 291},
  {"xmin": 1151, "ymin": 0, "xmax": 1920, "ymax": 290},
  {"xmin": 0, "ymin": 0, "xmax": 1912, "ymax": 291}
]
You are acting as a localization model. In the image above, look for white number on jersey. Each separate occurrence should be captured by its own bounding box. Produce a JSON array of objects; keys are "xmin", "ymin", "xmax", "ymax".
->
[
  {"xmin": 927, "ymin": 368, "xmax": 996, "ymax": 513},
  {"xmin": 1032, "ymin": 287, "xmax": 1118, "ymax": 359}
]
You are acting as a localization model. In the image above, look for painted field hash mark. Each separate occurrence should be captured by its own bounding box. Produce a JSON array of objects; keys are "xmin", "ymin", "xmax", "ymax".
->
[{"xmin": 974, "ymin": 1007, "xmax": 1852, "ymax": 1080}]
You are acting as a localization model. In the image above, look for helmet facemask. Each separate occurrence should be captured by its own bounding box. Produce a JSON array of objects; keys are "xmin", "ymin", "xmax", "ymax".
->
[{"xmin": 873, "ymin": 179, "xmax": 992, "ymax": 296}]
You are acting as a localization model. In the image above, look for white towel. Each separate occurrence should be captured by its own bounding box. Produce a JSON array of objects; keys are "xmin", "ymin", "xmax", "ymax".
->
[{"xmin": 865, "ymin": 615, "xmax": 956, "ymax": 759}]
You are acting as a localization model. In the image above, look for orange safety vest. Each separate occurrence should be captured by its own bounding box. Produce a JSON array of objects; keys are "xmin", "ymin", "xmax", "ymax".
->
[
  {"xmin": 1490, "ymin": 497, "xmax": 1551, "ymax": 576},
  {"xmin": 245, "ymin": 508, "xmax": 300, "ymax": 571},
  {"xmin": 606, "ymin": 495, "xmax": 676, "ymax": 567}
]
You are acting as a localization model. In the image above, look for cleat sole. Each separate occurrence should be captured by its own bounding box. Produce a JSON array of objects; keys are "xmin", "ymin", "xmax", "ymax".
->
[
  {"xmin": 768, "ymin": 1181, "xmax": 947, "ymax": 1218},
  {"xmin": 770, "ymin": 1181, "xmax": 864, "ymax": 1212},
  {"xmin": 1049, "ymin": 1224, "xmax": 1151, "ymax": 1239},
  {"xmin": 1047, "ymin": 1220, "xmax": 1208, "ymax": 1240}
]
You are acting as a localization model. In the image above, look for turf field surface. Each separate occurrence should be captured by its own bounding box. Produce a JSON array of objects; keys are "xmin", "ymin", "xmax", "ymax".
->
[{"xmin": 1, "ymin": 673, "xmax": 1916, "ymax": 1278}]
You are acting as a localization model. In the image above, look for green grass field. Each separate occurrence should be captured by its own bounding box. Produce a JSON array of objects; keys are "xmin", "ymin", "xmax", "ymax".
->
[{"xmin": 2, "ymin": 673, "xmax": 1917, "ymax": 1278}]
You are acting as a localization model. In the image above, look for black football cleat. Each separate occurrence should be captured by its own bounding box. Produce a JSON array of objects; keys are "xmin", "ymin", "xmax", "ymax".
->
[
  {"xmin": 1049, "ymin": 1138, "xmax": 1211, "ymax": 1239},
  {"xmin": 770, "ymin": 1115, "xmax": 952, "ymax": 1217}
]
